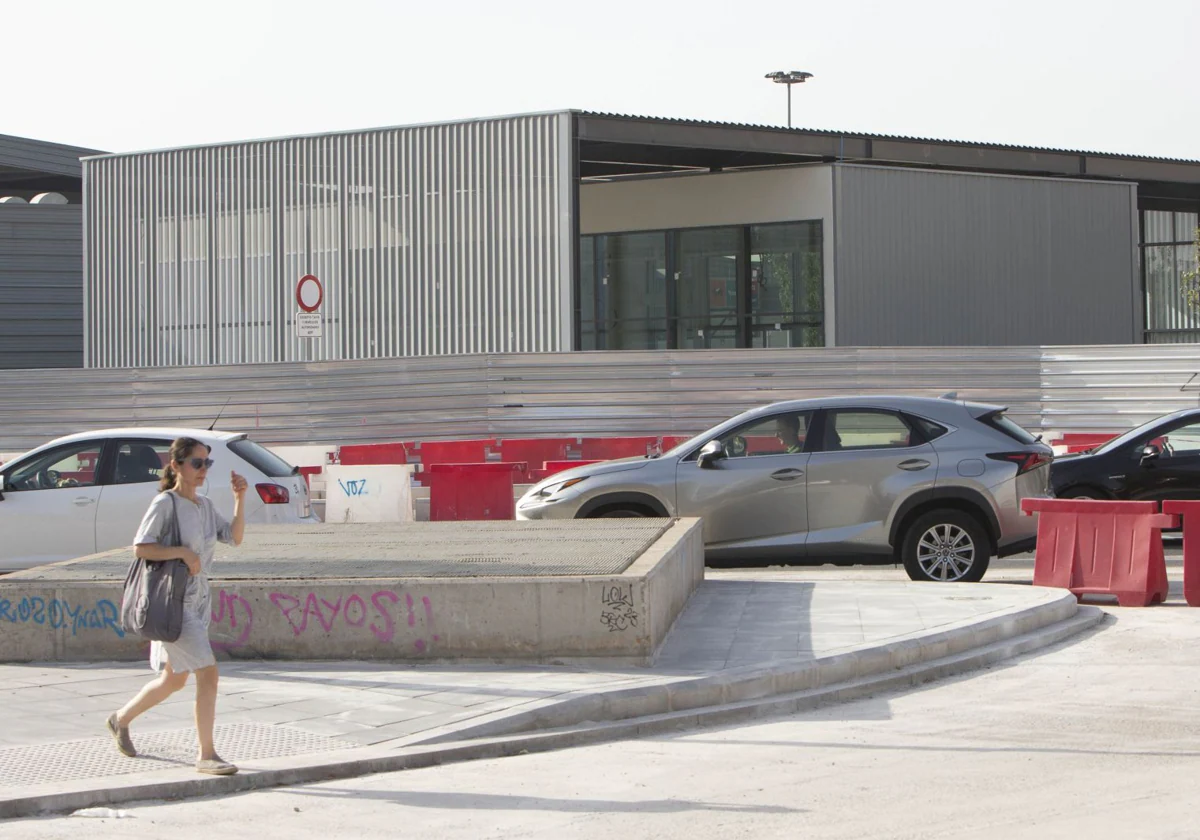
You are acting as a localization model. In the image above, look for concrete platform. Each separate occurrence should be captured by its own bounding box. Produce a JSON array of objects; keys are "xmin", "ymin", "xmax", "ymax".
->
[{"xmin": 0, "ymin": 519, "xmax": 704, "ymax": 664}]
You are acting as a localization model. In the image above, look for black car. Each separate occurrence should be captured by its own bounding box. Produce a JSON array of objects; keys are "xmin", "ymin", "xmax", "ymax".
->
[{"xmin": 1051, "ymin": 408, "xmax": 1200, "ymax": 502}]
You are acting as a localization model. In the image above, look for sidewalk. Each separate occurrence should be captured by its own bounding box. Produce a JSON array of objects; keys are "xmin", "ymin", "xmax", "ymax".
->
[{"xmin": 0, "ymin": 572, "xmax": 1099, "ymax": 819}]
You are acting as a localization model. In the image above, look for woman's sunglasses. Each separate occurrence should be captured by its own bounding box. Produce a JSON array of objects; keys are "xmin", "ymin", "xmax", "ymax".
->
[{"xmin": 178, "ymin": 457, "xmax": 214, "ymax": 470}]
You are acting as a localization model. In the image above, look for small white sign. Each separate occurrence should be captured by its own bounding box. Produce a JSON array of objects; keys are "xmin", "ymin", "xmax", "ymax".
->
[{"xmin": 296, "ymin": 312, "xmax": 322, "ymax": 338}]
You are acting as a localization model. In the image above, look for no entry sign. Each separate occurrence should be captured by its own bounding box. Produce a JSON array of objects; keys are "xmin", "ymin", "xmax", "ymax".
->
[{"xmin": 296, "ymin": 274, "xmax": 323, "ymax": 313}]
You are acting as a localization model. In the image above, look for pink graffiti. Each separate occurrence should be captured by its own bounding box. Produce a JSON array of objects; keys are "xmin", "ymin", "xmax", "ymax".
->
[
  {"xmin": 267, "ymin": 589, "xmax": 422, "ymax": 646},
  {"xmin": 370, "ymin": 591, "xmax": 399, "ymax": 643},
  {"xmin": 210, "ymin": 589, "xmax": 253, "ymax": 652},
  {"xmin": 422, "ymin": 595, "xmax": 439, "ymax": 643}
]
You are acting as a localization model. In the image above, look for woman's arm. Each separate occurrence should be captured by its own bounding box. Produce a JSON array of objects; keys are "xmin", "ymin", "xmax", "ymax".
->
[
  {"xmin": 135, "ymin": 542, "xmax": 202, "ymax": 575},
  {"xmin": 230, "ymin": 471, "xmax": 247, "ymax": 546}
]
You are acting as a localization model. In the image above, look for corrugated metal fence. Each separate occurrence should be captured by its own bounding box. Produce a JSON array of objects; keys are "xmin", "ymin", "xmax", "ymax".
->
[{"xmin": 3, "ymin": 345, "xmax": 1200, "ymax": 453}]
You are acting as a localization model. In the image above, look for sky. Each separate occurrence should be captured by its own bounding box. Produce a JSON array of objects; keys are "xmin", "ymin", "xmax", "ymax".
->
[{"xmin": 6, "ymin": 0, "xmax": 1199, "ymax": 160}]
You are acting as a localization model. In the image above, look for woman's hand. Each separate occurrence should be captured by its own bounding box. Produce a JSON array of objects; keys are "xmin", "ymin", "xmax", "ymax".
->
[
  {"xmin": 231, "ymin": 471, "xmax": 248, "ymax": 501},
  {"xmin": 181, "ymin": 547, "xmax": 202, "ymax": 576}
]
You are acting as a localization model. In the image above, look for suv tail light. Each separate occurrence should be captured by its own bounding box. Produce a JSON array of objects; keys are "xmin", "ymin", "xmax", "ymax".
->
[
  {"xmin": 988, "ymin": 452, "xmax": 1051, "ymax": 475},
  {"xmin": 256, "ymin": 483, "xmax": 290, "ymax": 504}
]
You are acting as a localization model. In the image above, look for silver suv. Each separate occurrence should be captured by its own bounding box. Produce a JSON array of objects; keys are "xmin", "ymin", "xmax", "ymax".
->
[{"xmin": 517, "ymin": 396, "xmax": 1051, "ymax": 582}]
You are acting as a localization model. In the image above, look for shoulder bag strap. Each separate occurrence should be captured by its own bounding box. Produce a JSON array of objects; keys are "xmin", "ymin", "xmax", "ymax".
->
[{"xmin": 168, "ymin": 491, "xmax": 182, "ymax": 549}]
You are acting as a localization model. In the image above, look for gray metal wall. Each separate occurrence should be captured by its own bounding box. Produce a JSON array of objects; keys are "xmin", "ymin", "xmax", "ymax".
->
[
  {"xmin": 0, "ymin": 204, "xmax": 83, "ymax": 369},
  {"xmin": 4, "ymin": 344, "xmax": 1200, "ymax": 454},
  {"xmin": 833, "ymin": 165, "xmax": 1140, "ymax": 346},
  {"xmin": 83, "ymin": 113, "xmax": 573, "ymax": 369}
]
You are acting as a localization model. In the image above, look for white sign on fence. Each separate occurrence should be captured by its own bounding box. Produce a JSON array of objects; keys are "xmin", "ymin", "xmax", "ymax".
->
[{"xmin": 296, "ymin": 312, "xmax": 322, "ymax": 338}]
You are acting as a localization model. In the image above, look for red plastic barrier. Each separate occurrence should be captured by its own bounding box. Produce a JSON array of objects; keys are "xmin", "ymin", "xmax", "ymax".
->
[
  {"xmin": 579, "ymin": 437, "xmax": 659, "ymax": 460},
  {"xmin": 497, "ymin": 438, "xmax": 579, "ymax": 483},
  {"xmin": 1056, "ymin": 433, "xmax": 1117, "ymax": 454},
  {"xmin": 542, "ymin": 459, "xmax": 602, "ymax": 478},
  {"xmin": 416, "ymin": 439, "xmax": 496, "ymax": 468},
  {"xmin": 297, "ymin": 466, "xmax": 322, "ymax": 490},
  {"xmin": 426, "ymin": 462, "xmax": 526, "ymax": 521},
  {"xmin": 337, "ymin": 442, "xmax": 411, "ymax": 465},
  {"xmin": 659, "ymin": 436, "xmax": 692, "ymax": 451},
  {"xmin": 1021, "ymin": 498, "xmax": 1175, "ymax": 606},
  {"xmin": 1162, "ymin": 500, "xmax": 1200, "ymax": 607}
]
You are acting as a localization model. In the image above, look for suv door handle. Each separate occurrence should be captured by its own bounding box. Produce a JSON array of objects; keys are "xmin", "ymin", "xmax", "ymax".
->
[
  {"xmin": 898, "ymin": 459, "xmax": 931, "ymax": 471},
  {"xmin": 770, "ymin": 468, "xmax": 805, "ymax": 481},
  {"xmin": 73, "ymin": 496, "xmax": 96, "ymax": 507}
]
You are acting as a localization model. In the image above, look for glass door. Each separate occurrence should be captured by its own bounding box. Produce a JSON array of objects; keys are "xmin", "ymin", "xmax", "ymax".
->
[{"xmin": 675, "ymin": 227, "xmax": 741, "ymax": 349}]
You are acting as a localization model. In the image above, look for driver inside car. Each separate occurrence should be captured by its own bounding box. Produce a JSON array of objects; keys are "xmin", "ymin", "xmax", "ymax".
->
[{"xmin": 775, "ymin": 415, "xmax": 805, "ymax": 454}]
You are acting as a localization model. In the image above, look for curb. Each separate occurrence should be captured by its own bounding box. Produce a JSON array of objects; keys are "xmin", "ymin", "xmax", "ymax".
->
[
  {"xmin": 411, "ymin": 587, "xmax": 1080, "ymax": 744},
  {"xmin": 0, "ymin": 598, "xmax": 1102, "ymax": 821}
]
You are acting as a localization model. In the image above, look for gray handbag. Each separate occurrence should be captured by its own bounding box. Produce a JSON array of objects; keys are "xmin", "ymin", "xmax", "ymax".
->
[{"xmin": 120, "ymin": 492, "xmax": 189, "ymax": 642}]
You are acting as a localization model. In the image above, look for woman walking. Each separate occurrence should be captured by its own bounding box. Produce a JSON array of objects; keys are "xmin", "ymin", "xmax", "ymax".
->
[{"xmin": 106, "ymin": 436, "xmax": 248, "ymax": 775}]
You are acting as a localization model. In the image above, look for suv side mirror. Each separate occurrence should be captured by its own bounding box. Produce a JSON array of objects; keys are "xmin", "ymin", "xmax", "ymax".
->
[
  {"xmin": 698, "ymin": 440, "xmax": 725, "ymax": 469},
  {"xmin": 1140, "ymin": 444, "xmax": 1161, "ymax": 465}
]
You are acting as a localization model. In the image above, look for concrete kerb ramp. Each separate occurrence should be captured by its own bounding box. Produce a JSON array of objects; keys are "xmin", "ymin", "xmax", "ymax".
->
[
  {"xmin": 0, "ymin": 584, "xmax": 1105, "ymax": 821},
  {"xmin": 408, "ymin": 584, "xmax": 1096, "ymax": 745},
  {"xmin": 0, "ymin": 519, "xmax": 705, "ymax": 665}
]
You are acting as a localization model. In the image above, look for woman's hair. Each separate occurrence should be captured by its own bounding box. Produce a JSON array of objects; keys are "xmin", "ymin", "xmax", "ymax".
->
[{"xmin": 159, "ymin": 437, "xmax": 210, "ymax": 492}]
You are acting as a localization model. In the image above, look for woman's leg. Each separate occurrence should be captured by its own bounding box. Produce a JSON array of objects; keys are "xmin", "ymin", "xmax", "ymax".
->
[
  {"xmin": 117, "ymin": 663, "xmax": 189, "ymax": 725},
  {"xmin": 193, "ymin": 663, "xmax": 221, "ymax": 760}
]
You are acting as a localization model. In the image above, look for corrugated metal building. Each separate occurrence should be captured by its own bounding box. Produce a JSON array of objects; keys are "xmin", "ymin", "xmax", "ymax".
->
[
  {"xmin": 68, "ymin": 111, "xmax": 1200, "ymax": 368},
  {"xmin": 0, "ymin": 133, "xmax": 104, "ymax": 369}
]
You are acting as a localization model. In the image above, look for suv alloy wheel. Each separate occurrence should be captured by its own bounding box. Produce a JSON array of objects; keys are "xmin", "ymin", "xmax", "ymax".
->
[{"xmin": 900, "ymin": 509, "xmax": 991, "ymax": 583}]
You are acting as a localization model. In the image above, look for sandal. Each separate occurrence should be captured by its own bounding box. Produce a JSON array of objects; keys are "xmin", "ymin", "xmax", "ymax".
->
[
  {"xmin": 196, "ymin": 757, "xmax": 239, "ymax": 775},
  {"xmin": 106, "ymin": 713, "xmax": 136, "ymax": 757}
]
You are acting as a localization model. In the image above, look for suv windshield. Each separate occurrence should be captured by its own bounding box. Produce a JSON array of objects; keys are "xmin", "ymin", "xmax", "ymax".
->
[{"xmin": 228, "ymin": 438, "xmax": 296, "ymax": 477}]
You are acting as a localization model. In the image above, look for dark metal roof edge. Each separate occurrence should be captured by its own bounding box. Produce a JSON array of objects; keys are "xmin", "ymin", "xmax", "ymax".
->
[
  {"xmin": 574, "ymin": 110, "xmax": 1200, "ymax": 167},
  {"xmin": 79, "ymin": 110, "xmax": 573, "ymax": 162},
  {"xmin": 0, "ymin": 133, "xmax": 107, "ymax": 176}
]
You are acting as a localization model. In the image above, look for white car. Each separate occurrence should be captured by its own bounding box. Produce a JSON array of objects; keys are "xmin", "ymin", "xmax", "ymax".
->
[{"xmin": 0, "ymin": 427, "xmax": 318, "ymax": 572}]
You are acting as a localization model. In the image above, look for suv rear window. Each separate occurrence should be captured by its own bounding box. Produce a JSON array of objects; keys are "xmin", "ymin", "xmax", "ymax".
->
[
  {"xmin": 228, "ymin": 438, "xmax": 296, "ymax": 477},
  {"xmin": 984, "ymin": 413, "xmax": 1040, "ymax": 445}
]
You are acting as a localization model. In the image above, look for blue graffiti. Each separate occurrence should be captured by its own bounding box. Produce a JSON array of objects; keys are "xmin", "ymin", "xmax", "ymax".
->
[
  {"xmin": 338, "ymin": 479, "xmax": 369, "ymax": 497},
  {"xmin": 0, "ymin": 596, "xmax": 125, "ymax": 638}
]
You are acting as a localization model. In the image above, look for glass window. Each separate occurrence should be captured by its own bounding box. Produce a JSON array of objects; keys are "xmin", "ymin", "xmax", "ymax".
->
[
  {"xmin": 578, "ymin": 220, "xmax": 825, "ymax": 351},
  {"xmin": 984, "ymin": 413, "xmax": 1040, "ymax": 446},
  {"xmin": 3, "ymin": 442, "xmax": 102, "ymax": 491},
  {"xmin": 1144, "ymin": 210, "xmax": 1177, "ymax": 245},
  {"xmin": 1142, "ymin": 209, "xmax": 1200, "ymax": 343},
  {"xmin": 584, "ymin": 232, "xmax": 668, "ymax": 350},
  {"xmin": 715, "ymin": 412, "xmax": 812, "ymax": 458},
  {"xmin": 675, "ymin": 227, "xmax": 741, "ymax": 350},
  {"xmin": 112, "ymin": 440, "xmax": 172, "ymax": 485},
  {"xmin": 750, "ymin": 222, "xmax": 824, "ymax": 348},
  {"xmin": 910, "ymin": 416, "xmax": 949, "ymax": 443},
  {"xmin": 825, "ymin": 411, "xmax": 914, "ymax": 451},
  {"xmin": 1159, "ymin": 422, "xmax": 1200, "ymax": 457},
  {"xmin": 579, "ymin": 236, "xmax": 598, "ymax": 350},
  {"xmin": 229, "ymin": 438, "xmax": 296, "ymax": 477},
  {"xmin": 1145, "ymin": 244, "xmax": 1199, "ymax": 337}
]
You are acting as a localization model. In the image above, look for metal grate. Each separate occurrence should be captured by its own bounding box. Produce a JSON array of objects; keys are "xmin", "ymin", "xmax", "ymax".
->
[{"xmin": 0, "ymin": 723, "xmax": 353, "ymax": 787}]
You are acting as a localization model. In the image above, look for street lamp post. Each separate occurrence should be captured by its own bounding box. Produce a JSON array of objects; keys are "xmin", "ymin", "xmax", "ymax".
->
[{"xmin": 764, "ymin": 70, "xmax": 813, "ymax": 128}]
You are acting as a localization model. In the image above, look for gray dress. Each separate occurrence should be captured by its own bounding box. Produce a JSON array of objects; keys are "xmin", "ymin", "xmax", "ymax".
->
[{"xmin": 133, "ymin": 490, "xmax": 234, "ymax": 674}]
